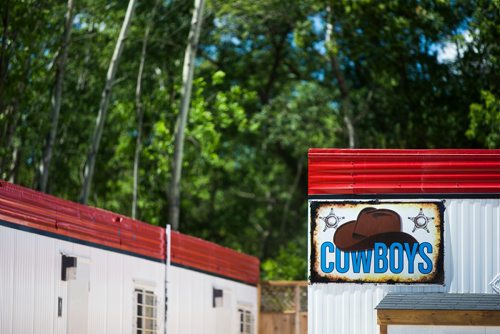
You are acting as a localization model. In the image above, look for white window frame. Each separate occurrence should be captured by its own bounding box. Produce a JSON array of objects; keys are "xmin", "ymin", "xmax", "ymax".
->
[
  {"xmin": 133, "ymin": 286, "xmax": 158, "ymax": 334},
  {"xmin": 238, "ymin": 305, "xmax": 254, "ymax": 334}
]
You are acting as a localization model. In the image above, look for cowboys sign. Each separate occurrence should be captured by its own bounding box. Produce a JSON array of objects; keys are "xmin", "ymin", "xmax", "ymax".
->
[{"xmin": 309, "ymin": 201, "xmax": 444, "ymax": 284}]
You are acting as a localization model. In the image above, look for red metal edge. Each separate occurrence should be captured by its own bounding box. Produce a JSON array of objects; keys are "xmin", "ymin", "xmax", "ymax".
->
[
  {"xmin": 308, "ymin": 149, "xmax": 500, "ymax": 195},
  {"xmin": 0, "ymin": 180, "xmax": 165, "ymax": 261},
  {"xmin": 170, "ymin": 230, "xmax": 260, "ymax": 286}
]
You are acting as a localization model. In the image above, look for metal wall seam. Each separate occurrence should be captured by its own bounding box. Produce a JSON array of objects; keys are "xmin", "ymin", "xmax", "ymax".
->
[{"xmin": 0, "ymin": 226, "xmax": 15, "ymax": 333}]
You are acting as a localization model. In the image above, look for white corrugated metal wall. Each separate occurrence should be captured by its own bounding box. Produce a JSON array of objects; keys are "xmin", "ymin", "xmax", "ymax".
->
[
  {"xmin": 308, "ymin": 198, "xmax": 500, "ymax": 334},
  {"xmin": 0, "ymin": 226, "xmax": 165, "ymax": 334},
  {"xmin": 167, "ymin": 265, "xmax": 258, "ymax": 334}
]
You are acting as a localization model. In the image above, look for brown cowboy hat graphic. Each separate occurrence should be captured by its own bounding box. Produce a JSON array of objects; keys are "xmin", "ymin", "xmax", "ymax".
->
[{"xmin": 334, "ymin": 207, "xmax": 417, "ymax": 251}]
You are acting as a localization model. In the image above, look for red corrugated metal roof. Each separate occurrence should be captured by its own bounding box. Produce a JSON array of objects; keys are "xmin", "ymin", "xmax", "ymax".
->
[
  {"xmin": 0, "ymin": 180, "xmax": 261, "ymax": 284},
  {"xmin": 308, "ymin": 149, "xmax": 500, "ymax": 195},
  {"xmin": 0, "ymin": 180, "xmax": 165, "ymax": 261},
  {"xmin": 171, "ymin": 230, "xmax": 260, "ymax": 285}
]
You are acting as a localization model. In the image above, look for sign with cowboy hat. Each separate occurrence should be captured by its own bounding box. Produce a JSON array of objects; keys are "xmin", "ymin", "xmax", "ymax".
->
[{"xmin": 310, "ymin": 201, "xmax": 444, "ymax": 284}]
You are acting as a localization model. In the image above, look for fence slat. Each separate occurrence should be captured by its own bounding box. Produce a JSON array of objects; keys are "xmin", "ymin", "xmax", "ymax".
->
[{"xmin": 259, "ymin": 281, "xmax": 307, "ymax": 334}]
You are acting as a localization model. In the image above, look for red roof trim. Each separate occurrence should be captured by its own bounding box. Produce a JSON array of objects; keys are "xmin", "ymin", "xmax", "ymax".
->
[
  {"xmin": 170, "ymin": 231, "xmax": 260, "ymax": 286},
  {"xmin": 308, "ymin": 149, "xmax": 500, "ymax": 195},
  {"xmin": 0, "ymin": 180, "xmax": 261, "ymax": 285},
  {"xmin": 0, "ymin": 180, "xmax": 165, "ymax": 261}
]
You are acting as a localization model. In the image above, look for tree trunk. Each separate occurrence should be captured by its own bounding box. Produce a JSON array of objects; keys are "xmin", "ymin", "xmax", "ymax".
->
[
  {"xmin": 39, "ymin": 0, "xmax": 74, "ymax": 193},
  {"xmin": 325, "ymin": 5, "xmax": 356, "ymax": 148},
  {"xmin": 279, "ymin": 160, "xmax": 303, "ymax": 235},
  {"xmin": 0, "ymin": 105, "xmax": 19, "ymax": 177},
  {"xmin": 0, "ymin": 0, "xmax": 12, "ymax": 104},
  {"xmin": 168, "ymin": 0, "xmax": 205, "ymax": 230},
  {"xmin": 8, "ymin": 144, "xmax": 20, "ymax": 183},
  {"xmin": 132, "ymin": 2, "xmax": 157, "ymax": 219},
  {"xmin": 260, "ymin": 31, "xmax": 286, "ymax": 104},
  {"xmin": 0, "ymin": 55, "xmax": 29, "ymax": 178},
  {"xmin": 80, "ymin": 0, "xmax": 137, "ymax": 204}
]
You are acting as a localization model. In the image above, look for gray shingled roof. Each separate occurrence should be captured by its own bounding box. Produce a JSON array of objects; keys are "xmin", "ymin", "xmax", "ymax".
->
[{"xmin": 376, "ymin": 293, "xmax": 500, "ymax": 311}]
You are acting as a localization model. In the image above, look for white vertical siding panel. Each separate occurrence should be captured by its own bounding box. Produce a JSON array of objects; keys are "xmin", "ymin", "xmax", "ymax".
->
[
  {"xmin": 53, "ymin": 242, "xmax": 61, "ymax": 333},
  {"xmin": 328, "ymin": 286, "xmax": 335, "ymax": 334},
  {"xmin": 121, "ymin": 258, "xmax": 132, "ymax": 334},
  {"xmin": 205, "ymin": 277, "xmax": 215, "ymax": 332},
  {"xmin": 460, "ymin": 199, "xmax": 470, "ymax": 292},
  {"xmin": 327, "ymin": 286, "xmax": 335, "ymax": 334},
  {"xmin": 478, "ymin": 201, "xmax": 486, "ymax": 292},
  {"xmin": 13, "ymin": 231, "xmax": 36, "ymax": 334},
  {"xmin": 33, "ymin": 234, "xmax": 55, "ymax": 334},
  {"xmin": 495, "ymin": 202, "xmax": 500, "ymax": 289},
  {"xmin": 152, "ymin": 260, "xmax": 166, "ymax": 334},
  {"xmin": 470, "ymin": 200, "xmax": 478, "ymax": 292},
  {"xmin": 473, "ymin": 201, "xmax": 482, "ymax": 292},
  {"xmin": 0, "ymin": 226, "xmax": 15, "ymax": 333},
  {"xmin": 309, "ymin": 198, "xmax": 500, "ymax": 334},
  {"xmin": 349, "ymin": 286, "xmax": 356, "ymax": 333},
  {"xmin": 166, "ymin": 266, "xmax": 179, "ymax": 333},
  {"xmin": 88, "ymin": 248, "xmax": 107, "ymax": 334},
  {"xmin": 325, "ymin": 286, "xmax": 333, "ymax": 334},
  {"xmin": 192, "ymin": 270, "xmax": 205, "ymax": 333},
  {"xmin": 470, "ymin": 201, "xmax": 477, "ymax": 291},
  {"xmin": 484, "ymin": 202, "xmax": 493, "ymax": 293},
  {"xmin": 196, "ymin": 273, "xmax": 205, "ymax": 333},
  {"xmin": 447, "ymin": 198, "xmax": 458, "ymax": 292},
  {"xmin": 179, "ymin": 268, "xmax": 193, "ymax": 333},
  {"xmin": 106, "ymin": 253, "xmax": 123, "ymax": 333}
]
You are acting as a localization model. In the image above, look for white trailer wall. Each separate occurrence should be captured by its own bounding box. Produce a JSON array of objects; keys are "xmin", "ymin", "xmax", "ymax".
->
[
  {"xmin": 308, "ymin": 198, "xmax": 500, "ymax": 334},
  {"xmin": 167, "ymin": 265, "xmax": 258, "ymax": 334},
  {"xmin": 0, "ymin": 225, "xmax": 165, "ymax": 334}
]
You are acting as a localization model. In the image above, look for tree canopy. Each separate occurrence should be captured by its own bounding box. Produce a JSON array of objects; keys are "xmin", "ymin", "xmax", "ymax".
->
[{"xmin": 1, "ymin": 0, "xmax": 498, "ymax": 279}]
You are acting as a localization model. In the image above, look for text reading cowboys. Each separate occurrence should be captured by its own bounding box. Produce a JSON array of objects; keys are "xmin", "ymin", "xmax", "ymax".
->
[{"xmin": 320, "ymin": 207, "xmax": 434, "ymax": 275}]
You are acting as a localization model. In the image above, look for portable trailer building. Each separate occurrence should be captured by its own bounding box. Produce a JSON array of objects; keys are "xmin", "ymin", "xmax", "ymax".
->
[
  {"xmin": 0, "ymin": 180, "xmax": 259, "ymax": 334},
  {"xmin": 308, "ymin": 149, "xmax": 500, "ymax": 334}
]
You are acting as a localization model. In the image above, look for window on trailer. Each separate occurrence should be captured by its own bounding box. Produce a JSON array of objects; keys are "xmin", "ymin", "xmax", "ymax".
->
[
  {"xmin": 238, "ymin": 307, "xmax": 254, "ymax": 334},
  {"xmin": 134, "ymin": 288, "xmax": 157, "ymax": 334}
]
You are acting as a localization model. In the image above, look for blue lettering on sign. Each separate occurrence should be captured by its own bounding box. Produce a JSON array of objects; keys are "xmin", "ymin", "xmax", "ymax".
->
[
  {"xmin": 319, "ymin": 242, "xmax": 434, "ymax": 275},
  {"xmin": 404, "ymin": 242, "xmax": 419, "ymax": 273},
  {"xmin": 350, "ymin": 250, "xmax": 372, "ymax": 273},
  {"xmin": 320, "ymin": 242, "xmax": 334, "ymax": 273},
  {"xmin": 374, "ymin": 243, "xmax": 388, "ymax": 273},
  {"xmin": 418, "ymin": 242, "xmax": 433, "ymax": 274},
  {"xmin": 335, "ymin": 245, "xmax": 350, "ymax": 273},
  {"xmin": 389, "ymin": 243, "xmax": 404, "ymax": 274}
]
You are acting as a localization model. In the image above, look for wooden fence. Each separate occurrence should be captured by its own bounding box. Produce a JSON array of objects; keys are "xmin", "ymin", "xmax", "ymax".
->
[{"xmin": 259, "ymin": 281, "xmax": 307, "ymax": 334}]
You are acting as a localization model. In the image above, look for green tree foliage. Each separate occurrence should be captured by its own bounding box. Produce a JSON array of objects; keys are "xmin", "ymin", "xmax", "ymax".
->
[
  {"xmin": 0, "ymin": 0, "xmax": 498, "ymax": 280},
  {"xmin": 467, "ymin": 90, "xmax": 500, "ymax": 148}
]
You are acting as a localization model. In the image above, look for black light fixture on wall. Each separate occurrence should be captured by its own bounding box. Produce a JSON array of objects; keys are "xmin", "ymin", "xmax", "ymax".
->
[{"xmin": 213, "ymin": 288, "xmax": 223, "ymax": 307}]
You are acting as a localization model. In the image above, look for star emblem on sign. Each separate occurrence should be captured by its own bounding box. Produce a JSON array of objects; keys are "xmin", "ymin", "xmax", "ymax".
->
[
  {"xmin": 320, "ymin": 208, "xmax": 345, "ymax": 232},
  {"xmin": 408, "ymin": 208, "xmax": 434, "ymax": 233}
]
